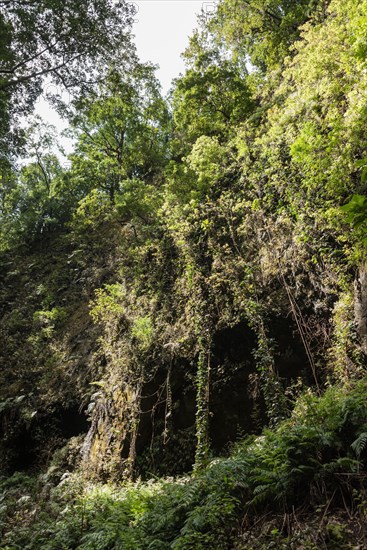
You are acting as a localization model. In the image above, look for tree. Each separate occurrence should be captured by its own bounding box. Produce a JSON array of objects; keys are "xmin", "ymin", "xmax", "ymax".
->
[
  {"xmin": 172, "ymin": 29, "xmax": 253, "ymax": 153},
  {"xmin": 0, "ymin": 119, "xmax": 70, "ymax": 248},
  {"xmin": 209, "ymin": 0, "xmax": 328, "ymax": 71},
  {"xmin": 68, "ymin": 63, "xmax": 169, "ymax": 204},
  {"xmin": 0, "ymin": 0, "xmax": 135, "ymax": 160}
]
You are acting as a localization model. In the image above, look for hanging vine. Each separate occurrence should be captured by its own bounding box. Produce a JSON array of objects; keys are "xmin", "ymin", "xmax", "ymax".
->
[{"xmin": 194, "ymin": 335, "xmax": 212, "ymax": 468}]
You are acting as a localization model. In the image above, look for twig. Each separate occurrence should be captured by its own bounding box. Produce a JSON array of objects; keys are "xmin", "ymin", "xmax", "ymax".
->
[{"xmin": 316, "ymin": 488, "xmax": 337, "ymax": 537}]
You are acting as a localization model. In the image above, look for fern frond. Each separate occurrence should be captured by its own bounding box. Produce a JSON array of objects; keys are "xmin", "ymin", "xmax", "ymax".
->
[{"xmin": 351, "ymin": 432, "xmax": 367, "ymax": 458}]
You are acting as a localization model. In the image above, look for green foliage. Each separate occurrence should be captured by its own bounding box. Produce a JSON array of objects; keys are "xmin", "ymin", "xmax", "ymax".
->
[
  {"xmin": 194, "ymin": 346, "xmax": 211, "ymax": 468},
  {"xmin": 131, "ymin": 316, "xmax": 154, "ymax": 351},
  {"xmin": 90, "ymin": 284, "xmax": 126, "ymax": 325},
  {"xmin": 3, "ymin": 379, "xmax": 367, "ymax": 548},
  {"xmin": 71, "ymin": 189, "xmax": 112, "ymax": 233},
  {"xmin": 0, "ymin": 120, "xmax": 75, "ymax": 248},
  {"xmin": 68, "ymin": 64, "xmax": 169, "ymax": 204},
  {"xmin": 172, "ymin": 28, "xmax": 253, "ymax": 152},
  {"xmin": 33, "ymin": 306, "xmax": 67, "ymax": 339},
  {"xmin": 0, "ymin": 0, "xmax": 135, "ymax": 161},
  {"xmin": 341, "ymin": 195, "xmax": 367, "ymax": 247},
  {"xmin": 3, "ymin": 2, "xmax": 367, "ymax": 548},
  {"xmin": 210, "ymin": 0, "xmax": 326, "ymax": 70},
  {"xmin": 115, "ymin": 178, "xmax": 162, "ymax": 222},
  {"xmin": 185, "ymin": 136, "xmax": 226, "ymax": 195}
]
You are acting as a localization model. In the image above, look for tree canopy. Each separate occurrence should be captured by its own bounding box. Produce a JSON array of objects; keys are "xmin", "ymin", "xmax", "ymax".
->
[{"xmin": 0, "ymin": 0, "xmax": 134, "ymax": 160}]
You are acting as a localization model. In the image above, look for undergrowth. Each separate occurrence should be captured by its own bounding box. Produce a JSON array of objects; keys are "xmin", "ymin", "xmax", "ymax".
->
[{"xmin": 2, "ymin": 379, "xmax": 367, "ymax": 549}]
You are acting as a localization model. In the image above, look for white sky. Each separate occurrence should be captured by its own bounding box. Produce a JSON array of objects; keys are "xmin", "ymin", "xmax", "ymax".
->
[
  {"xmin": 35, "ymin": 0, "xmax": 211, "ymax": 157},
  {"xmin": 132, "ymin": 0, "xmax": 211, "ymax": 93}
]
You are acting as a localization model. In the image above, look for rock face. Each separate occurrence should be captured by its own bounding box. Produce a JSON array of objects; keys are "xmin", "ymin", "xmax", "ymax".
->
[
  {"xmin": 0, "ymin": 229, "xmax": 317, "ymax": 479},
  {"xmin": 0, "ymin": 218, "xmax": 344, "ymax": 480}
]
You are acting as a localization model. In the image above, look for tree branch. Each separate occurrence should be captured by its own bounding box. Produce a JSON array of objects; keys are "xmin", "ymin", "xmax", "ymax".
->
[
  {"xmin": 0, "ymin": 53, "xmax": 83, "ymax": 91},
  {"xmin": 0, "ymin": 42, "xmax": 59, "ymax": 75}
]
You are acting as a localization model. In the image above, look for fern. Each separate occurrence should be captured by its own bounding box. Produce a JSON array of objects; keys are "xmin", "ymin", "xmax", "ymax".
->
[
  {"xmin": 351, "ymin": 432, "xmax": 367, "ymax": 459},
  {"xmin": 4, "ymin": 379, "xmax": 367, "ymax": 549}
]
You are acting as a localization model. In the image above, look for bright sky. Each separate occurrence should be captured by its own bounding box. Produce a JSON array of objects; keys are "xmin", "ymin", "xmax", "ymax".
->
[
  {"xmin": 132, "ymin": 0, "xmax": 210, "ymax": 93},
  {"xmin": 35, "ymin": 0, "xmax": 210, "ymax": 157}
]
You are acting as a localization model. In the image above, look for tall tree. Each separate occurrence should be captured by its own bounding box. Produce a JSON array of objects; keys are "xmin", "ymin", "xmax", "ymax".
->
[
  {"xmin": 0, "ymin": 119, "xmax": 70, "ymax": 247},
  {"xmin": 172, "ymin": 28, "xmax": 253, "ymax": 157},
  {"xmin": 0, "ymin": 0, "xmax": 135, "ymax": 160},
  {"xmin": 69, "ymin": 64, "xmax": 169, "ymax": 204},
  {"xmin": 209, "ymin": 0, "xmax": 329, "ymax": 70}
]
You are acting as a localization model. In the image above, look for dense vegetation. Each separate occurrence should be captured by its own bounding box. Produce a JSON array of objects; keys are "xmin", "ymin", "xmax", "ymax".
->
[{"xmin": 2, "ymin": 0, "xmax": 367, "ymax": 547}]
